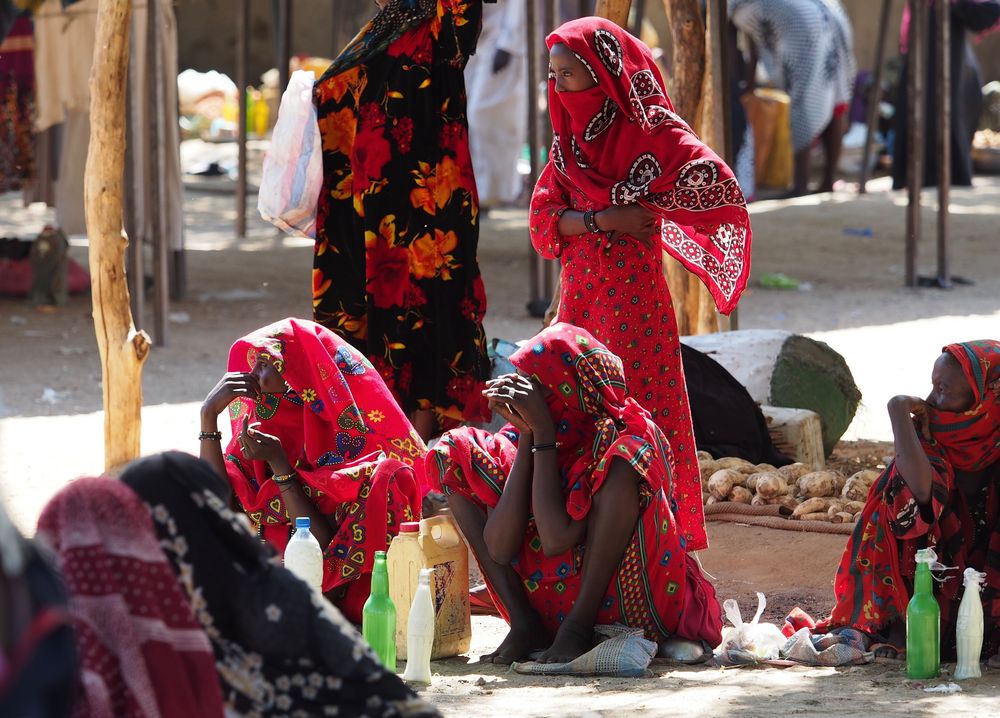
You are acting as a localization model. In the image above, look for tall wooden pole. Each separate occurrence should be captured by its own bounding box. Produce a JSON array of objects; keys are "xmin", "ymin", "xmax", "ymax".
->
[
  {"xmin": 595, "ymin": 0, "xmax": 631, "ymax": 26},
  {"xmin": 149, "ymin": 0, "xmax": 170, "ymax": 345},
  {"xmin": 858, "ymin": 0, "xmax": 891, "ymax": 194},
  {"xmin": 905, "ymin": 0, "xmax": 926, "ymax": 287},
  {"xmin": 86, "ymin": 0, "xmax": 151, "ymax": 470},
  {"xmin": 935, "ymin": 0, "xmax": 951, "ymax": 287},
  {"xmin": 526, "ymin": 0, "xmax": 542, "ymax": 312}
]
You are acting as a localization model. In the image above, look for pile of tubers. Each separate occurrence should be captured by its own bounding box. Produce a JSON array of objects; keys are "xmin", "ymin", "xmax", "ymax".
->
[{"xmin": 699, "ymin": 451, "xmax": 880, "ymax": 524}]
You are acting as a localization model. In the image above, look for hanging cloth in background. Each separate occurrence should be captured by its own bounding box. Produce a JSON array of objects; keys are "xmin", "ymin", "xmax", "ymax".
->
[{"xmin": 0, "ymin": 17, "xmax": 34, "ymax": 192}]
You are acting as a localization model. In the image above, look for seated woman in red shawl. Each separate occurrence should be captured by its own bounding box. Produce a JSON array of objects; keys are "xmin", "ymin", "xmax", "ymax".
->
[
  {"xmin": 199, "ymin": 318, "xmax": 427, "ymax": 623},
  {"xmin": 530, "ymin": 17, "xmax": 753, "ymax": 554},
  {"xmin": 821, "ymin": 340, "xmax": 1000, "ymax": 661},
  {"xmin": 428, "ymin": 323, "xmax": 723, "ymax": 663}
]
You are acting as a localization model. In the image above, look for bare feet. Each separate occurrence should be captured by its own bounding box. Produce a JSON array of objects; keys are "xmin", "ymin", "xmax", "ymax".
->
[
  {"xmin": 537, "ymin": 618, "xmax": 593, "ymax": 663},
  {"xmin": 482, "ymin": 619, "xmax": 549, "ymax": 665}
]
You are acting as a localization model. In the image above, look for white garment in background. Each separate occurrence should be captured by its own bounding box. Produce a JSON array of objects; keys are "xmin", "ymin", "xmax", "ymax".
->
[
  {"xmin": 32, "ymin": 0, "xmax": 183, "ymax": 251},
  {"xmin": 464, "ymin": 0, "xmax": 527, "ymax": 207}
]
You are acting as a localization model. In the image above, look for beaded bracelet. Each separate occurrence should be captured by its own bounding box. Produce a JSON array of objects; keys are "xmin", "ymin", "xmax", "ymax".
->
[
  {"xmin": 198, "ymin": 431, "xmax": 223, "ymax": 441},
  {"xmin": 583, "ymin": 210, "xmax": 601, "ymax": 234},
  {"xmin": 272, "ymin": 471, "xmax": 296, "ymax": 485}
]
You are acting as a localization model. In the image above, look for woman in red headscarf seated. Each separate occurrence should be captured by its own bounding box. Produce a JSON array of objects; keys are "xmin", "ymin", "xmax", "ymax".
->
[
  {"xmin": 529, "ymin": 17, "xmax": 753, "ymax": 555},
  {"xmin": 819, "ymin": 341, "xmax": 1000, "ymax": 662},
  {"xmin": 199, "ymin": 318, "xmax": 427, "ymax": 623},
  {"xmin": 428, "ymin": 323, "xmax": 723, "ymax": 664}
]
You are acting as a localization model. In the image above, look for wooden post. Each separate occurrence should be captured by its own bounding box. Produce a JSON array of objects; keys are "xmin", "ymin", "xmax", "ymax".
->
[
  {"xmin": 905, "ymin": 0, "xmax": 925, "ymax": 287},
  {"xmin": 236, "ymin": 0, "xmax": 249, "ymax": 238},
  {"xmin": 595, "ymin": 0, "xmax": 632, "ymax": 26},
  {"xmin": 858, "ymin": 0, "xmax": 891, "ymax": 194},
  {"xmin": 662, "ymin": 0, "xmax": 706, "ymax": 126},
  {"xmin": 935, "ymin": 0, "xmax": 951, "ymax": 287},
  {"xmin": 85, "ymin": 0, "xmax": 152, "ymax": 470},
  {"xmin": 526, "ymin": 0, "xmax": 542, "ymax": 312},
  {"xmin": 276, "ymin": 0, "xmax": 293, "ymax": 93},
  {"xmin": 630, "ymin": 0, "xmax": 647, "ymax": 36}
]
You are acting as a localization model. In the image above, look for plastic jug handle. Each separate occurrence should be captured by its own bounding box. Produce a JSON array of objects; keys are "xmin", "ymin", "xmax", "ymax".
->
[{"xmin": 420, "ymin": 516, "xmax": 461, "ymax": 548}]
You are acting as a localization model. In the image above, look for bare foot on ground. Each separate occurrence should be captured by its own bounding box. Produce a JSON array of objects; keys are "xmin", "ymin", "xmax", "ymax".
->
[
  {"xmin": 481, "ymin": 619, "xmax": 549, "ymax": 665},
  {"xmin": 537, "ymin": 618, "xmax": 593, "ymax": 663}
]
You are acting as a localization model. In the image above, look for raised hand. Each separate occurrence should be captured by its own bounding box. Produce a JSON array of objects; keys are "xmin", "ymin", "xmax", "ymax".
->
[
  {"xmin": 238, "ymin": 415, "xmax": 290, "ymax": 471},
  {"xmin": 202, "ymin": 372, "xmax": 261, "ymax": 417},
  {"xmin": 484, "ymin": 374, "xmax": 554, "ymax": 440},
  {"xmin": 888, "ymin": 395, "xmax": 931, "ymax": 441},
  {"xmin": 596, "ymin": 205, "xmax": 658, "ymax": 246}
]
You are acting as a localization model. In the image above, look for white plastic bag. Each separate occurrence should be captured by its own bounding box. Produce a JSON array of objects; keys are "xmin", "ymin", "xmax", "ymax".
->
[
  {"xmin": 715, "ymin": 592, "xmax": 787, "ymax": 661},
  {"xmin": 258, "ymin": 70, "xmax": 322, "ymax": 238}
]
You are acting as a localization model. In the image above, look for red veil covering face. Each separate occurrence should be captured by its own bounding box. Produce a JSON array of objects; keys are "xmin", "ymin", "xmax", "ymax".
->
[
  {"xmin": 223, "ymin": 318, "xmax": 426, "ymax": 598},
  {"xmin": 36, "ymin": 478, "xmax": 224, "ymax": 718},
  {"xmin": 823, "ymin": 340, "xmax": 1000, "ymax": 652},
  {"xmin": 429, "ymin": 323, "xmax": 722, "ymax": 645},
  {"xmin": 542, "ymin": 17, "xmax": 752, "ymax": 315}
]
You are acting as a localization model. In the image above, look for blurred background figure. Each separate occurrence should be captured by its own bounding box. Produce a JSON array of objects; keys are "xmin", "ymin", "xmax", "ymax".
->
[
  {"xmin": 891, "ymin": 0, "xmax": 1000, "ymax": 188},
  {"xmin": 465, "ymin": 0, "xmax": 528, "ymax": 211},
  {"xmin": 729, "ymin": 0, "xmax": 856, "ymax": 195}
]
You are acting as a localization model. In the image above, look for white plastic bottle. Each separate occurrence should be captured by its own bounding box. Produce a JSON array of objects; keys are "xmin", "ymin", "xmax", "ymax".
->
[
  {"xmin": 954, "ymin": 567, "xmax": 986, "ymax": 680},
  {"xmin": 284, "ymin": 517, "xmax": 323, "ymax": 594},
  {"xmin": 402, "ymin": 568, "xmax": 435, "ymax": 684}
]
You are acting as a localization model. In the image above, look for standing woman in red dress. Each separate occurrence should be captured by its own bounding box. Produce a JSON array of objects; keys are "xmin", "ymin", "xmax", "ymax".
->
[
  {"xmin": 313, "ymin": 0, "xmax": 492, "ymax": 440},
  {"xmin": 530, "ymin": 17, "xmax": 753, "ymax": 551}
]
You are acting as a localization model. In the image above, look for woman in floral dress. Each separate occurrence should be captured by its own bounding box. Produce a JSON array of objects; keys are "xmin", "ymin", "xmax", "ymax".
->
[
  {"xmin": 530, "ymin": 18, "xmax": 754, "ymax": 551},
  {"xmin": 313, "ymin": 0, "xmax": 491, "ymax": 440}
]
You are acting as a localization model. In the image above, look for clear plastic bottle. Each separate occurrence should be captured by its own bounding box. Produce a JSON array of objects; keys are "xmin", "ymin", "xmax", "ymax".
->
[
  {"xmin": 954, "ymin": 567, "xmax": 986, "ymax": 680},
  {"xmin": 402, "ymin": 568, "xmax": 435, "ymax": 684},
  {"xmin": 283, "ymin": 517, "xmax": 323, "ymax": 593},
  {"xmin": 906, "ymin": 548, "xmax": 941, "ymax": 679},
  {"xmin": 363, "ymin": 551, "xmax": 397, "ymax": 670}
]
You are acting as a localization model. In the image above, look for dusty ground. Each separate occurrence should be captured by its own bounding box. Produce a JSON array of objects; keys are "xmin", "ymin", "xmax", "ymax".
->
[{"xmin": 2, "ymin": 169, "xmax": 1000, "ymax": 715}]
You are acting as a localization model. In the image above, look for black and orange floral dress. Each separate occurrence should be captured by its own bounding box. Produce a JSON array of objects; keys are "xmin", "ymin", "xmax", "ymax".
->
[{"xmin": 313, "ymin": 0, "xmax": 491, "ymax": 430}]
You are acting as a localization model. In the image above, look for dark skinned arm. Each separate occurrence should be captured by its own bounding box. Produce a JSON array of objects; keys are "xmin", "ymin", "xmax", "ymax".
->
[
  {"xmin": 557, "ymin": 205, "xmax": 657, "ymax": 243},
  {"xmin": 530, "ymin": 420, "xmax": 588, "ymax": 556},
  {"xmin": 887, "ymin": 395, "xmax": 934, "ymax": 505},
  {"xmin": 482, "ymin": 438, "xmax": 535, "ymax": 565}
]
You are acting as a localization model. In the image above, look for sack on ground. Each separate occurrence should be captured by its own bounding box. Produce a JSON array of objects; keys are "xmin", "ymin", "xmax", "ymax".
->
[{"xmin": 258, "ymin": 70, "xmax": 322, "ymax": 238}]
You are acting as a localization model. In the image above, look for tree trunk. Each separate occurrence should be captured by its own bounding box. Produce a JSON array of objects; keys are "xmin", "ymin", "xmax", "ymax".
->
[
  {"xmin": 660, "ymin": 0, "xmax": 720, "ymax": 336},
  {"xmin": 594, "ymin": 0, "xmax": 632, "ymax": 27},
  {"xmin": 662, "ymin": 0, "xmax": 705, "ymax": 128},
  {"xmin": 86, "ymin": 0, "xmax": 151, "ymax": 470}
]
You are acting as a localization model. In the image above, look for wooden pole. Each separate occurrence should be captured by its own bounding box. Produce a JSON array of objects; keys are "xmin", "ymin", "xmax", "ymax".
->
[
  {"xmin": 125, "ymin": 9, "xmax": 144, "ymax": 327},
  {"xmin": 935, "ymin": 0, "xmax": 951, "ymax": 287},
  {"xmin": 85, "ymin": 0, "xmax": 152, "ymax": 470},
  {"xmin": 276, "ymin": 0, "xmax": 293, "ymax": 93},
  {"xmin": 526, "ymin": 0, "xmax": 542, "ymax": 311},
  {"xmin": 594, "ymin": 0, "xmax": 631, "ymax": 26},
  {"xmin": 662, "ymin": 0, "xmax": 706, "ymax": 127},
  {"xmin": 236, "ymin": 0, "xmax": 249, "ymax": 238},
  {"xmin": 904, "ymin": 0, "xmax": 925, "ymax": 287},
  {"xmin": 858, "ymin": 0, "xmax": 891, "ymax": 194},
  {"xmin": 630, "ymin": 0, "xmax": 647, "ymax": 36}
]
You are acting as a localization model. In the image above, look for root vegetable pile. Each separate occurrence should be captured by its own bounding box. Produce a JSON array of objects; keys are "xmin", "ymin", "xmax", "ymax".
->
[{"xmin": 698, "ymin": 451, "xmax": 880, "ymax": 525}]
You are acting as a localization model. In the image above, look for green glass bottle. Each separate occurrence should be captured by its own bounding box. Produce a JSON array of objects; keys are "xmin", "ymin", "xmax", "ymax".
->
[
  {"xmin": 906, "ymin": 548, "xmax": 940, "ymax": 679},
  {"xmin": 362, "ymin": 550, "xmax": 397, "ymax": 670}
]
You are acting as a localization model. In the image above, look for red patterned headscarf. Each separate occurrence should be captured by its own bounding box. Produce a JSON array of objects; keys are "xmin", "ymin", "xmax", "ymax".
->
[
  {"xmin": 36, "ymin": 478, "xmax": 224, "ymax": 718},
  {"xmin": 509, "ymin": 323, "xmax": 679, "ymax": 520},
  {"xmin": 223, "ymin": 319, "xmax": 426, "ymax": 539},
  {"xmin": 928, "ymin": 340, "xmax": 1000, "ymax": 470},
  {"xmin": 544, "ymin": 17, "xmax": 752, "ymax": 314}
]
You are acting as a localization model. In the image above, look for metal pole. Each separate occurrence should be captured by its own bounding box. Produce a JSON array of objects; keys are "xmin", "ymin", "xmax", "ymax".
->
[
  {"xmin": 858, "ymin": 0, "xmax": 891, "ymax": 194},
  {"xmin": 526, "ymin": 0, "xmax": 542, "ymax": 308},
  {"xmin": 276, "ymin": 0, "xmax": 293, "ymax": 93},
  {"xmin": 147, "ymin": 0, "xmax": 169, "ymax": 344},
  {"xmin": 904, "ymin": 0, "xmax": 925, "ymax": 288},
  {"xmin": 236, "ymin": 0, "xmax": 249, "ymax": 238},
  {"xmin": 935, "ymin": 0, "xmax": 951, "ymax": 287}
]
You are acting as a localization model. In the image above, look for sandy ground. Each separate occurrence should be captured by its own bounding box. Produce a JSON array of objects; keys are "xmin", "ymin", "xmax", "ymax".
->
[{"xmin": 2, "ymin": 171, "xmax": 1000, "ymax": 715}]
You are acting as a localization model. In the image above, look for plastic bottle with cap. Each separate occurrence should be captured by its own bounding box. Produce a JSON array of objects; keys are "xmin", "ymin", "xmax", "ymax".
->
[
  {"xmin": 363, "ymin": 550, "xmax": 397, "ymax": 670},
  {"xmin": 954, "ymin": 567, "xmax": 986, "ymax": 680},
  {"xmin": 283, "ymin": 517, "xmax": 323, "ymax": 593},
  {"xmin": 906, "ymin": 547, "xmax": 941, "ymax": 679},
  {"xmin": 402, "ymin": 568, "xmax": 435, "ymax": 684},
  {"xmin": 387, "ymin": 521, "xmax": 422, "ymax": 656}
]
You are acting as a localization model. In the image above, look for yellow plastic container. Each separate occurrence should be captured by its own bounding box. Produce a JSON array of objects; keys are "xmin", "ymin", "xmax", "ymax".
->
[{"xmin": 387, "ymin": 514, "xmax": 471, "ymax": 659}]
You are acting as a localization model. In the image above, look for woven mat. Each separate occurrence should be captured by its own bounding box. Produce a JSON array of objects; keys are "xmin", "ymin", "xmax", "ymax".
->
[{"xmin": 705, "ymin": 502, "xmax": 856, "ymax": 535}]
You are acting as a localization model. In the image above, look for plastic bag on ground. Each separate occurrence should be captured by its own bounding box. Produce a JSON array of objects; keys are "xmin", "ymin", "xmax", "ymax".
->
[
  {"xmin": 714, "ymin": 592, "xmax": 787, "ymax": 663},
  {"xmin": 258, "ymin": 70, "xmax": 322, "ymax": 238}
]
